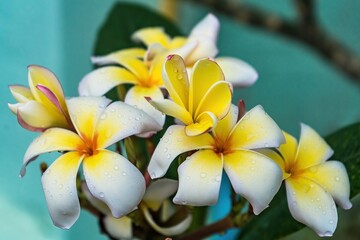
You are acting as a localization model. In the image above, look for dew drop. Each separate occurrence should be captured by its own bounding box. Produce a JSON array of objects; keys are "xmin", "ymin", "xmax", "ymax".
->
[
  {"xmin": 292, "ymin": 201, "xmax": 297, "ymax": 207},
  {"xmin": 110, "ymin": 108, "xmax": 115, "ymax": 112},
  {"xmin": 215, "ymin": 175, "xmax": 221, "ymax": 182},
  {"xmin": 200, "ymin": 173, "xmax": 207, "ymax": 178},
  {"xmin": 177, "ymin": 74, "xmax": 183, "ymax": 80},
  {"xmin": 329, "ymin": 220, "xmax": 334, "ymax": 224},
  {"xmin": 114, "ymin": 165, "xmax": 119, "ymax": 171},
  {"xmin": 174, "ymin": 68, "xmax": 178, "ymax": 73},
  {"xmin": 128, "ymin": 116, "xmax": 133, "ymax": 120},
  {"xmin": 100, "ymin": 113, "xmax": 107, "ymax": 120},
  {"xmin": 163, "ymin": 147, "xmax": 168, "ymax": 153},
  {"xmin": 164, "ymin": 138, "xmax": 169, "ymax": 143},
  {"xmin": 181, "ymin": 201, "xmax": 187, "ymax": 205},
  {"xmin": 69, "ymin": 191, "xmax": 73, "ymax": 196},
  {"xmin": 58, "ymin": 184, "xmax": 63, "ymax": 189},
  {"xmin": 335, "ymin": 176, "xmax": 340, "ymax": 182},
  {"xmin": 150, "ymin": 172, "xmax": 156, "ymax": 178},
  {"xmin": 122, "ymin": 171, "xmax": 127, "ymax": 176},
  {"xmin": 135, "ymin": 116, "xmax": 140, "ymax": 121},
  {"xmin": 166, "ymin": 154, "xmax": 171, "ymax": 159},
  {"xmin": 186, "ymin": 176, "xmax": 190, "ymax": 180},
  {"xmin": 99, "ymin": 192, "xmax": 105, "ymax": 198},
  {"xmin": 251, "ymin": 160, "xmax": 256, "ymax": 165},
  {"xmin": 168, "ymin": 130, "xmax": 173, "ymax": 135}
]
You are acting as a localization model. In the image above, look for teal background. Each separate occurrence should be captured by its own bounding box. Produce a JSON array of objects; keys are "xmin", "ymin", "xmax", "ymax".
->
[{"xmin": 1, "ymin": 0, "xmax": 359, "ymax": 239}]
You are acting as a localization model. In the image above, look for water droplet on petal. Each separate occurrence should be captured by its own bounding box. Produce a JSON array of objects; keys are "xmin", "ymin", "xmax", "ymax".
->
[
  {"xmin": 122, "ymin": 171, "xmax": 127, "ymax": 176},
  {"xmin": 110, "ymin": 108, "xmax": 115, "ymax": 112},
  {"xmin": 166, "ymin": 154, "xmax": 171, "ymax": 159},
  {"xmin": 100, "ymin": 113, "xmax": 107, "ymax": 120},
  {"xmin": 174, "ymin": 68, "xmax": 178, "ymax": 73},
  {"xmin": 114, "ymin": 165, "xmax": 119, "ymax": 171},
  {"xmin": 292, "ymin": 201, "xmax": 297, "ymax": 207},
  {"xmin": 335, "ymin": 176, "xmax": 340, "ymax": 181},
  {"xmin": 135, "ymin": 116, "xmax": 140, "ymax": 121},
  {"xmin": 186, "ymin": 176, "xmax": 190, "ymax": 180},
  {"xmin": 215, "ymin": 175, "xmax": 221, "ymax": 182},
  {"xmin": 200, "ymin": 173, "xmax": 207, "ymax": 178},
  {"xmin": 150, "ymin": 172, "xmax": 156, "ymax": 178},
  {"xmin": 58, "ymin": 184, "xmax": 63, "ymax": 189},
  {"xmin": 177, "ymin": 74, "xmax": 183, "ymax": 80},
  {"xmin": 99, "ymin": 192, "xmax": 105, "ymax": 198},
  {"xmin": 163, "ymin": 147, "xmax": 168, "ymax": 153},
  {"xmin": 164, "ymin": 138, "xmax": 169, "ymax": 143},
  {"xmin": 168, "ymin": 130, "xmax": 173, "ymax": 135},
  {"xmin": 181, "ymin": 201, "xmax": 187, "ymax": 204},
  {"xmin": 329, "ymin": 220, "xmax": 334, "ymax": 224}
]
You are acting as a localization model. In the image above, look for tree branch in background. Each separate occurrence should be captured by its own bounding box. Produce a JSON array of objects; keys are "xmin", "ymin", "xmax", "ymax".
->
[{"xmin": 187, "ymin": 0, "xmax": 360, "ymax": 86}]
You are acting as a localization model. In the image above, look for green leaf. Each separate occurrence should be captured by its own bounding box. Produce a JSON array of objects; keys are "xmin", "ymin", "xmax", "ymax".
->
[
  {"xmin": 94, "ymin": 2, "xmax": 182, "ymax": 55},
  {"xmin": 237, "ymin": 122, "xmax": 360, "ymax": 240}
]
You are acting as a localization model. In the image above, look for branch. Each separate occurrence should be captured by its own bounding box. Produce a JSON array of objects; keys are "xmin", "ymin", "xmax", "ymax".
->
[{"xmin": 187, "ymin": 0, "xmax": 360, "ymax": 86}]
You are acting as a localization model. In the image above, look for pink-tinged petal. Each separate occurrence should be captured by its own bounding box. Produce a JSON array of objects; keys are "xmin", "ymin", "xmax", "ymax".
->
[
  {"xmin": 21, "ymin": 128, "xmax": 84, "ymax": 177},
  {"xmin": 41, "ymin": 152, "xmax": 83, "ymax": 229},
  {"xmin": 141, "ymin": 205, "xmax": 192, "ymax": 236},
  {"xmin": 189, "ymin": 58, "xmax": 224, "ymax": 115},
  {"xmin": 28, "ymin": 65, "xmax": 66, "ymax": 111},
  {"xmin": 148, "ymin": 125, "xmax": 215, "ymax": 179},
  {"xmin": 95, "ymin": 101, "xmax": 162, "ymax": 149},
  {"xmin": 66, "ymin": 97, "xmax": 111, "ymax": 141},
  {"xmin": 228, "ymin": 105, "xmax": 285, "ymax": 150},
  {"xmin": 9, "ymin": 85, "xmax": 34, "ymax": 103},
  {"xmin": 79, "ymin": 67, "xmax": 138, "ymax": 97},
  {"xmin": 17, "ymin": 101, "xmax": 68, "ymax": 132},
  {"xmin": 143, "ymin": 179, "xmax": 178, "ymax": 211},
  {"xmin": 185, "ymin": 111, "xmax": 217, "ymax": 136},
  {"xmin": 294, "ymin": 123, "xmax": 334, "ymax": 171},
  {"xmin": 215, "ymin": 57, "xmax": 258, "ymax": 87},
  {"xmin": 103, "ymin": 216, "xmax": 133, "ymax": 239},
  {"xmin": 162, "ymin": 54, "xmax": 190, "ymax": 108},
  {"xmin": 147, "ymin": 98, "xmax": 193, "ymax": 125},
  {"xmin": 83, "ymin": 150, "xmax": 145, "ymax": 218},
  {"xmin": 301, "ymin": 161, "xmax": 352, "ymax": 210},
  {"xmin": 224, "ymin": 150, "xmax": 283, "ymax": 214},
  {"xmin": 174, "ymin": 150, "xmax": 223, "ymax": 206},
  {"xmin": 131, "ymin": 27, "xmax": 171, "ymax": 47},
  {"xmin": 124, "ymin": 86, "xmax": 165, "ymax": 128},
  {"xmin": 213, "ymin": 104, "xmax": 238, "ymax": 145},
  {"xmin": 81, "ymin": 183, "xmax": 111, "ymax": 215},
  {"xmin": 286, "ymin": 177, "xmax": 338, "ymax": 237}
]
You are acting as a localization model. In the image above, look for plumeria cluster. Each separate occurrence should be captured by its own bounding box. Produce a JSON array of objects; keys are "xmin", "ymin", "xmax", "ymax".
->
[{"xmin": 8, "ymin": 14, "xmax": 351, "ymax": 239}]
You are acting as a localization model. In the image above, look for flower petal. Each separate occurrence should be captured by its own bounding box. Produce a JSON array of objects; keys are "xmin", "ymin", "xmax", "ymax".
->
[
  {"xmin": 286, "ymin": 177, "xmax": 338, "ymax": 237},
  {"xmin": 132, "ymin": 27, "xmax": 171, "ymax": 47},
  {"xmin": 215, "ymin": 57, "xmax": 258, "ymax": 87},
  {"xmin": 9, "ymin": 85, "xmax": 34, "ymax": 103},
  {"xmin": 279, "ymin": 131, "xmax": 298, "ymax": 168},
  {"xmin": 17, "ymin": 100, "xmax": 68, "ymax": 131},
  {"xmin": 125, "ymin": 86, "xmax": 165, "ymax": 127},
  {"xmin": 189, "ymin": 14, "xmax": 219, "ymax": 44},
  {"xmin": 294, "ymin": 123, "xmax": 334, "ymax": 171},
  {"xmin": 78, "ymin": 67, "xmax": 138, "ymax": 97},
  {"xmin": 228, "ymin": 105, "xmax": 284, "ymax": 150},
  {"xmin": 8, "ymin": 102, "xmax": 21, "ymax": 114},
  {"xmin": 148, "ymin": 125, "xmax": 215, "ymax": 179},
  {"xmin": 83, "ymin": 150, "xmax": 145, "ymax": 218},
  {"xmin": 302, "ymin": 161, "xmax": 352, "ymax": 209},
  {"xmin": 194, "ymin": 81, "xmax": 232, "ymax": 120},
  {"xmin": 189, "ymin": 58, "xmax": 224, "ymax": 115},
  {"xmin": 185, "ymin": 111, "xmax": 217, "ymax": 136},
  {"xmin": 66, "ymin": 97, "xmax": 111, "ymax": 141},
  {"xmin": 141, "ymin": 205, "xmax": 192, "ymax": 236},
  {"xmin": 95, "ymin": 101, "xmax": 161, "ymax": 149},
  {"xmin": 174, "ymin": 149, "xmax": 223, "ymax": 206},
  {"xmin": 163, "ymin": 54, "xmax": 189, "ymax": 108},
  {"xmin": 224, "ymin": 150, "xmax": 283, "ymax": 214},
  {"xmin": 91, "ymin": 48, "xmax": 148, "ymax": 80},
  {"xmin": 147, "ymin": 98, "xmax": 193, "ymax": 125},
  {"xmin": 103, "ymin": 216, "xmax": 133, "ymax": 239},
  {"xmin": 143, "ymin": 179, "xmax": 178, "ymax": 211},
  {"xmin": 41, "ymin": 152, "xmax": 83, "ymax": 229},
  {"xmin": 213, "ymin": 104, "xmax": 238, "ymax": 145},
  {"xmin": 21, "ymin": 128, "xmax": 84, "ymax": 177},
  {"xmin": 81, "ymin": 183, "xmax": 111, "ymax": 215}
]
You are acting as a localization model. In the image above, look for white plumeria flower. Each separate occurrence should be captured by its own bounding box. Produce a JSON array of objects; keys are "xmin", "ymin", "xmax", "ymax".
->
[
  {"xmin": 132, "ymin": 13, "xmax": 258, "ymax": 87},
  {"xmin": 83, "ymin": 179, "xmax": 192, "ymax": 239},
  {"xmin": 264, "ymin": 124, "xmax": 352, "ymax": 237},
  {"xmin": 148, "ymin": 105, "xmax": 285, "ymax": 214},
  {"xmin": 79, "ymin": 48, "xmax": 167, "ymax": 130},
  {"xmin": 20, "ymin": 97, "xmax": 161, "ymax": 229}
]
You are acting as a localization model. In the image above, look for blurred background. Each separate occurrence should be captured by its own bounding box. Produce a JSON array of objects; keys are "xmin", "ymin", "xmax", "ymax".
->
[{"xmin": 1, "ymin": 0, "xmax": 359, "ymax": 239}]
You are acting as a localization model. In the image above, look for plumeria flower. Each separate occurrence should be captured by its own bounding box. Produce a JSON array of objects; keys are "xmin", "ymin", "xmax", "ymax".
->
[
  {"xmin": 148, "ymin": 104, "xmax": 285, "ymax": 214},
  {"xmin": 20, "ymin": 96, "xmax": 161, "ymax": 229},
  {"xmin": 148, "ymin": 54, "xmax": 232, "ymax": 136},
  {"xmin": 79, "ymin": 48, "xmax": 167, "ymax": 128},
  {"xmin": 263, "ymin": 124, "xmax": 352, "ymax": 236},
  {"xmin": 132, "ymin": 13, "xmax": 258, "ymax": 87},
  {"xmin": 82, "ymin": 179, "xmax": 192, "ymax": 239},
  {"xmin": 8, "ymin": 65, "xmax": 72, "ymax": 132}
]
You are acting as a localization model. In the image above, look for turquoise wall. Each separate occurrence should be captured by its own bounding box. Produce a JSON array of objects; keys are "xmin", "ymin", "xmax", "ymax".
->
[{"xmin": 1, "ymin": 0, "xmax": 359, "ymax": 239}]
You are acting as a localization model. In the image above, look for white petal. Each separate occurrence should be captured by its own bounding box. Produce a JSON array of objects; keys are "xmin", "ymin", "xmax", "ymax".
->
[
  {"xmin": 103, "ymin": 216, "xmax": 133, "ymax": 239},
  {"xmin": 286, "ymin": 177, "xmax": 338, "ymax": 237},
  {"xmin": 143, "ymin": 179, "xmax": 178, "ymax": 211},
  {"xmin": 41, "ymin": 152, "xmax": 83, "ymax": 229},
  {"xmin": 148, "ymin": 125, "xmax": 214, "ymax": 179},
  {"xmin": 81, "ymin": 183, "xmax": 111, "ymax": 215},
  {"xmin": 83, "ymin": 150, "xmax": 145, "ymax": 218},
  {"xmin": 174, "ymin": 150, "xmax": 223, "ymax": 206},
  {"xmin": 215, "ymin": 57, "xmax": 258, "ymax": 87},
  {"xmin": 224, "ymin": 150, "xmax": 283, "ymax": 214},
  {"xmin": 189, "ymin": 13, "xmax": 219, "ymax": 43}
]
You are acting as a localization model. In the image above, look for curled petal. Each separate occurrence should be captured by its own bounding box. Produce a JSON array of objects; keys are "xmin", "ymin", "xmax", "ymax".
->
[
  {"xmin": 41, "ymin": 152, "xmax": 83, "ymax": 229},
  {"xmin": 9, "ymin": 85, "xmax": 34, "ymax": 103},
  {"xmin": 185, "ymin": 111, "xmax": 217, "ymax": 136},
  {"xmin": 294, "ymin": 123, "xmax": 334, "ymax": 171},
  {"xmin": 81, "ymin": 183, "xmax": 111, "ymax": 215},
  {"xmin": 148, "ymin": 125, "xmax": 215, "ymax": 179},
  {"xmin": 215, "ymin": 57, "xmax": 258, "ymax": 87},
  {"xmin": 132, "ymin": 27, "xmax": 171, "ymax": 47},
  {"xmin": 302, "ymin": 161, "xmax": 352, "ymax": 209},
  {"xmin": 78, "ymin": 67, "xmax": 138, "ymax": 97},
  {"xmin": 103, "ymin": 216, "xmax": 133, "ymax": 239},
  {"xmin": 143, "ymin": 179, "xmax": 178, "ymax": 211},
  {"xmin": 125, "ymin": 86, "xmax": 165, "ymax": 128},
  {"xmin": 224, "ymin": 150, "xmax": 283, "ymax": 214},
  {"xmin": 95, "ymin": 101, "xmax": 162, "ymax": 149},
  {"xmin": 141, "ymin": 205, "xmax": 192, "ymax": 236},
  {"xmin": 213, "ymin": 104, "xmax": 238, "ymax": 145},
  {"xmin": 8, "ymin": 102, "xmax": 21, "ymax": 114},
  {"xmin": 83, "ymin": 150, "xmax": 145, "ymax": 218},
  {"xmin": 228, "ymin": 105, "xmax": 285, "ymax": 150},
  {"xmin": 21, "ymin": 128, "xmax": 84, "ymax": 177},
  {"xmin": 286, "ymin": 177, "xmax": 338, "ymax": 237},
  {"xmin": 174, "ymin": 150, "xmax": 223, "ymax": 206}
]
